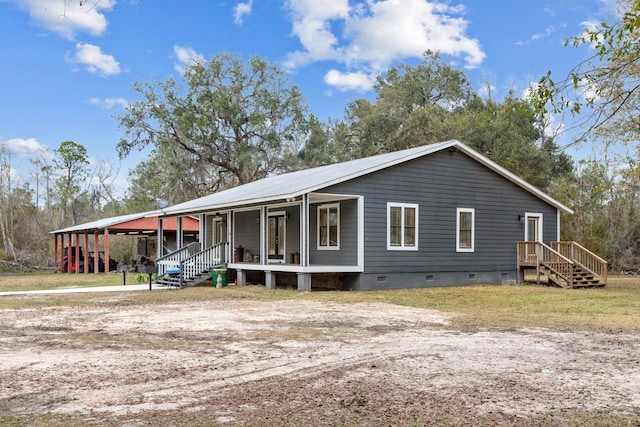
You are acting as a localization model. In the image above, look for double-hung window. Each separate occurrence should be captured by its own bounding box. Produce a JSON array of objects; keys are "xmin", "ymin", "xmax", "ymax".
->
[
  {"xmin": 317, "ymin": 204, "xmax": 340, "ymax": 250},
  {"xmin": 387, "ymin": 203, "xmax": 418, "ymax": 250},
  {"xmin": 456, "ymin": 208, "xmax": 475, "ymax": 252}
]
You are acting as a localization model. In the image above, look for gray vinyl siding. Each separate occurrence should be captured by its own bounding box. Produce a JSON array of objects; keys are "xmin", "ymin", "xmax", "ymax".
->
[
  {"xmin": 309, "ymin": 199, "xmax": 358, "ymax": 265},
  {"xmin": 318, "ymin": 149, "xmax": 558, "ymax": 274},
  {"xmin": 234, "ymin": 209, "xmax": 260, "ymax": 259},
  {"xmin": 281, "ymin": 205, "xmax": 300, "ymax": 261}
]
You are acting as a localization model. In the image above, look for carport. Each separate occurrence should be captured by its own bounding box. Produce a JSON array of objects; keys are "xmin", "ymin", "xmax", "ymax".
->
[{"xmin": 50, "ymin": 211, "xmax": 200, "ymax": 273}]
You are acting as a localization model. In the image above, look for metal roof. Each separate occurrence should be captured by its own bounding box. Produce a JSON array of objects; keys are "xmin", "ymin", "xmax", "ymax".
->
[{"xmin": 157, "ymin": 139, "xmax": 573, "ymax": 216}]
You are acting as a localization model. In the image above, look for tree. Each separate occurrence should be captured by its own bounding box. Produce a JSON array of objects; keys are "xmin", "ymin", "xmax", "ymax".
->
[
  {"xmin": 331, "ymin": 53, "xmax": 573, "ymax": 191},
  {"xmin": 117, "ymin": 53, "xmax": 309, "ymax": 192},
  {"xmin": 337, "ymin": 51, "xmax": 477, "ymax": 158},
  {"xmin": 530, "ymin": 0, "xmax": 640, "ymax": 145},
  {"xmin": 54, "ymin": 140, "xmax": 90, "ymax": 226}
]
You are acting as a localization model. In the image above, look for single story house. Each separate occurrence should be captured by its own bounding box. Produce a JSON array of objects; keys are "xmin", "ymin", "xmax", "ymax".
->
[{"xmin": 152, "ymin": 139, "xmax": 607, "ymax": 290}]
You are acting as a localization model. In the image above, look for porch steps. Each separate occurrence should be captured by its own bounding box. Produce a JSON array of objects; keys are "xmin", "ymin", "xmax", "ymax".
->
[
  {"xmin": 155, "ymin": 269, "xmax": 212, "ymax": 288},
  {"xmin": 545, "ymin": 264, "xmax": 604, "ymax": 289}
]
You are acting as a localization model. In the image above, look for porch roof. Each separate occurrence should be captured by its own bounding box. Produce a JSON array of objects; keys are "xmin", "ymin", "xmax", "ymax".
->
[{"xmin": 156, "ymin": 140, "xmax": 573, "ymax": 216}]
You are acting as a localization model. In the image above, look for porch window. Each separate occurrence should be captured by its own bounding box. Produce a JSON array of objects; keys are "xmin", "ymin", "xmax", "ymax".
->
[
  {"xmin": 387, "ymin": 203, "xmax": 418, "ymax": 250},
  {"xmin": 456, "ymin": 208, "xmax": 474, "ymax": 252},
  {"xmin": 318, "ymin": 204, "xmax": 340, "ymax": 250}
]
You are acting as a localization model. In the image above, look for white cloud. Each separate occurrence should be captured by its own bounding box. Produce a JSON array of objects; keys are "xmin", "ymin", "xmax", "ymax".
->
[
  {"xmin": 530, "ymin": 26, "xmax": 554, "ymax": 41},
  {"xmin": 173, "ymin": 45, "xmax": 205, "ymax": 74},
  {"xmin": 234, "ymin": 0, "xmax": 254, "ymax": 25},
  {"xmin": 6, "ymin": 0, "xmax": 113, "ymax": 40},
  {"xmin": 90, "ymin": 97, "xmax": 128, "ymax": 109},
  {"xmin": 323, "ymin": 69, "xmax": 376, "ymax": 92},
  {"xmin": 0, "ymin": 138, "xmax": 53, "ymax": 161},
  {"xmin": 68, "ymin": 43, "xmax": 121, "ymax": 76},
  {"xmin": 283, "ymin": 0, "xmax": 485, "ymax": 92}
]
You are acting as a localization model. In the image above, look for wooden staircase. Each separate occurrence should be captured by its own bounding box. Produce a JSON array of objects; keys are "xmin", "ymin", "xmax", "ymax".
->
[
  {"xmin": 517, "ymin": 241, "xmax": 607, "ymax": 289},
  {"xmin": 156, "ymin": 268, "xmax": 212, "ymax": 288},
  {"xmin": 155, "ymin": 242, "xmax": 230, "ymax": 288}
]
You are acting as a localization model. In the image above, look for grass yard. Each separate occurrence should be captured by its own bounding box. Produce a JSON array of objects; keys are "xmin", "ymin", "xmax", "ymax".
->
[{"xmin": 1, "ymin": 272, "xmax": 639, "ymax": 332}]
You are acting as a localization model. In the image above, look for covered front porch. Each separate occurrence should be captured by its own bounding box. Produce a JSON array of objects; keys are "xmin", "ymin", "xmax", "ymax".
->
[{"xmin": 155, "ymin": 193, "xmax": 364, "ymax": 291}]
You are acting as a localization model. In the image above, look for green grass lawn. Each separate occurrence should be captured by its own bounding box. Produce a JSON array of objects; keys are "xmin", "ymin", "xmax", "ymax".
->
[{"xmin": 1, "ymin": 272, "xmax": 639, "ymax": 332}]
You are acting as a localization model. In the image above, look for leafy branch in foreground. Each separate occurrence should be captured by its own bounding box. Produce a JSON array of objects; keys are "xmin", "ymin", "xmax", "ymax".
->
[{"xmin": 530, "ymin": 0, "xmax": 640, "ymax": 145}]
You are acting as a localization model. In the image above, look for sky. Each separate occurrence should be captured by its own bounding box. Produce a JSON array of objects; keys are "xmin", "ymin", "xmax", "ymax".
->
[{"xmin": 0, "ymin": 0, "xmax": 620, "ymax": 195}]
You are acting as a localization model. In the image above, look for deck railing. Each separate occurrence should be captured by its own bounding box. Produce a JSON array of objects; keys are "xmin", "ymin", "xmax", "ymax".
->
[
  {"xmin": 552, "ymin": 241, "xmax": 608, "ymax": 285},
  {"xmin": 517, "ymin": 241, "xmax": 574, "ymax": 287}
]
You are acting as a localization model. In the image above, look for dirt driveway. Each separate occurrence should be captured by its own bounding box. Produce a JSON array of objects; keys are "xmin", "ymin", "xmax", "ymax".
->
[{"xmin": 1, "ymin": 293, "xmax": 639, "ymax": 426}]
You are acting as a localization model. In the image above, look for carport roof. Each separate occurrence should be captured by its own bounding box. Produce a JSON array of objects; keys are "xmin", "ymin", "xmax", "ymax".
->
[{"xmin": 50, "ymin": 211, "xmax": 199, "ymax": 235}]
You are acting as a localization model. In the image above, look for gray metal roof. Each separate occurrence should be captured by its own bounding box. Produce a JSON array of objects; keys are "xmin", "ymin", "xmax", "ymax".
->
[
  {"xmin": 50, "ymin": 211, "xmax": 161, "ymax": 234},
  {"xmin": 158, "ymin": 140, "xmax": 573, "ymax": 216}
]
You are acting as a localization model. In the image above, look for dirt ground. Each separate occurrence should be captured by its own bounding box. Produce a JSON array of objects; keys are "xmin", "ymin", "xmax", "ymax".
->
[{"xmin": 1, "ymin": 294, "xmax": 639, "ymax": 426}]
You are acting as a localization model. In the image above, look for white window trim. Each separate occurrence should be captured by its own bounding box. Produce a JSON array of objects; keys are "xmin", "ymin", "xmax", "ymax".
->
[
  {"xmin": 524, "ymin": 212, "xmax": 543, "ymax": 242},
  {"xmin": 456, "ymin": 207, "xmax": 475, "ymax": 253},
  {"xmin": 317, "ymin": 203, "xmax": 340, "ymax": 250},
  {"xmin": 387, "ymin": 202, "xmax": 419, "ymax": 251}
]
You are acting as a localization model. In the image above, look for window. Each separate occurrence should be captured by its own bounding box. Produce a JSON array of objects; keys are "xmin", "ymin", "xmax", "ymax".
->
[
  {"xmin": 456, "ymin": 208, "xmax": 474, "ymax": 252},
  {"xmin": 387, "ymin": 203, "xmax": 418, "ymax": 250},
  {"xmin": 318, "ymin": 204, "xmax": 340, "ymax": 250}
]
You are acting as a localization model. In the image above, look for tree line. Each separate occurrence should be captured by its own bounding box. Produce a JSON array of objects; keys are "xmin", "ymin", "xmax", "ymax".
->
[{"xmin": 2, "ymin": 0, "xmax": 639, "ymax": 271}]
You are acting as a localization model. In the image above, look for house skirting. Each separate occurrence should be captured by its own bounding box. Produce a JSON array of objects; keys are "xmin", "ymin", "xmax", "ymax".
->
[
  {"xmin": 233, "ymin": 269, "xmax": 517, "ymax": 291},
  {"xmin": 343, "ymin": 270, "xmax": 518, "ymax": 291}
]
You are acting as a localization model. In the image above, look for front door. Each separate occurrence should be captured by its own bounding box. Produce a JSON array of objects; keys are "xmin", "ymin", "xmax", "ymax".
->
[{"xmin": 268, "ymin": 214, "xmax": 286, "ymax": 262}]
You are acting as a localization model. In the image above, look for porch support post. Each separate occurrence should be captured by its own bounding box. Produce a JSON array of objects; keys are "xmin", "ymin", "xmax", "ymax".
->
[
  {"xmin": 75, "ymin": 233, "xmax": 80, "ymax": 275},
  {"xmin": 93, "ymin": 232, "xmax": 99, "ymax": 274},
  {"xmin": 83, "ymin": 232, "xmax": 89, "ymax": 274},
  {"xmin": 227, "ymin": 210, "xmax": 233, "ymax": 263},
  {"xmin": 176, "ymin": 216, "xmax": 183, "ymax": 249},
  {"xmin": 265, "ymin": 271, "xmax": 277, "ymax": 289},
  {"xmin": 157, "ymin": 217, "xmax": 164, "ymax": 260},
  {"xmin": 259, "ymin": 206, "xmax": 266, "ymax": 265},
  {"xmin": 53, "ymin": 234, "xmax": 58, "ymax": 272},
  {"xmin": 357, "ymin": 196, "xmax": 364, "ymax": 270},
  {"xmin": 199, "ymin": 214, "xmax": 205, "ymax": 251},
  {"xmin": 104, "ymin": 229, "xmax": 110, "ymax": 272},
  {"xmin": 60, "ymin": 234, "xmax": 65, "ymax": 272},
  {"xmin": 297, "ymin": 273, "xmax": 311, "ymax": 292},
  {"xmin": 236, "ymin": 269, "xmax": 246, "ymax": 286},
  {"xmin": 301, "ymin": 194, "xmax": 308, "ymax": 267}
]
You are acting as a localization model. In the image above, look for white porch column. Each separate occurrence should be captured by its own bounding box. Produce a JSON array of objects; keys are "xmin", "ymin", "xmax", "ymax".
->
[
  {"xmin": 177, "ymin": 216, "xmax": 183, "ymax": 249},
  {"xmin": 260, "ymin": 206, "xmax": 266, "ymax": 265},
  {"xmin": 301, "ymin": 194, "xmax": 308, "ymax": 267},
  {"xmin": 157, "ymin": 217, "xmax": 164, "ymax": 259}
]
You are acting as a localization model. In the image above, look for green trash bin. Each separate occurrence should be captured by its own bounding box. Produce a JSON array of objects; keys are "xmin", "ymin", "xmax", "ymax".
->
[{"xmin": 211, "ymin": 264, "xmax": 227, "ymax": 288}]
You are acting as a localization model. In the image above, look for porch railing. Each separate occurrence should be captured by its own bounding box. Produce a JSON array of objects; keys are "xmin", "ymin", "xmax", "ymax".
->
[
  {"xmin": 156, "ymin": 242, "xmax": 230, "ymax": 287},
  {"xmin": 156, "ymin": 241, "xmax": 201, "ymax": 275},
  {"xmin": 178, "ymin": 242, "xmax": 230, "ymax": 285},
  {"xmin": 552, "ymin": 241, "xmax": 608, "ymax": 285},
  {"xmin": 517, "ymin": 241, "xmax": 574, "ymax": 287}
]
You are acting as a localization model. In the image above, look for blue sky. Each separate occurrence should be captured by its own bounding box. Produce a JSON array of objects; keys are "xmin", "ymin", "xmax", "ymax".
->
[{"xmin": 0, "ymin": 0, "xmax": 619, "ymax": 193}]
